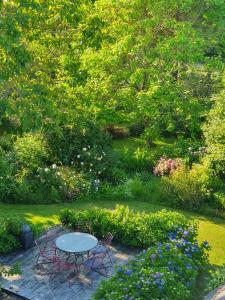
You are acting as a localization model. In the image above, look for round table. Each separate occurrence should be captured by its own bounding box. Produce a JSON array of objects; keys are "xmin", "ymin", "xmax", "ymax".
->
[{"xmin": 56, "ymin": 232, "xmax": 98, "ymax": 254}]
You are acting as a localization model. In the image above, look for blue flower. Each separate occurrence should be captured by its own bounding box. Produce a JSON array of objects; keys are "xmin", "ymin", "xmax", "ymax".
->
[
  {"xmin": 166, "ymin": 245, "xmax": 171, "ymax": 251},
  {"xmin": 186, "ymin": 263, "xmax": 192, "ymax": 270},
  {"xmin": 124, "ymin": 269, "xmax": 133, "ymax": 276},
  {"xmin": 117, "ymin": 266, "xmax": 123, "ymax": 272},
  {"xmin": 136, "ymin": 284, "xmax": 141, "ymax": 289},
  {"xmin": 183, "ymin": 230, "xmax": 189, "ymax": 235},
  {"xmin": 203, "ymin": 241, "xmax": 209, "ymax": 248},
  {"xmin": 185, "ymin": 253, "xmax": 192, "ymax": 258}
]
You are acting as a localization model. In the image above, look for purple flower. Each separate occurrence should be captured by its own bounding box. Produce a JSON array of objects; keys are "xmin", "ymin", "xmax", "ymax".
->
[
  {"xmin": 153, "ymin": 272, "xmax": 162, "ymax": 279},
  {"xmin": 150, "ymin": 253, "xmax": 157, "ymax": 260}
]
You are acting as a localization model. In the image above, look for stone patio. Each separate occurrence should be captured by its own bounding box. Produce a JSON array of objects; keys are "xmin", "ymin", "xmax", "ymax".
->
[{"xmin": 0, "ymin": 226, "xmax": 134, "ymax": 300}]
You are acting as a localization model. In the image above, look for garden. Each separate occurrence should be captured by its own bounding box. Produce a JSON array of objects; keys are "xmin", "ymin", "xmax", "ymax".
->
[{"xmin": 0, "ymin": 0, "xmax": 225, "ymax": 299}]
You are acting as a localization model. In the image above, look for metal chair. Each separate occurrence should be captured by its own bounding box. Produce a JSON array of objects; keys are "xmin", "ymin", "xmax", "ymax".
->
[
  {"xmin": 35, "ymin": 235, "xmax": 56, "ymax": 266},
  {"xmin": 90, "ymin": 232, "xmax": 113, "ymax": 265},
  {"xmin": 82, "ymin": 252, "xmax": 109, "ymax": 277}
]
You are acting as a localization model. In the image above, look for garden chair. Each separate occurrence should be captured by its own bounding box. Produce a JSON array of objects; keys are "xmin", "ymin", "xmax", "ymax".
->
[
  {"xmin": 82, "ymin": 252, "xmax": 109, "ymax": 277},
  {"xmin": 35, "ymin": 230, "xmax": 62, "ymax": 274},
  {"xmin": 90, "ymin": 232, "xmax": 114, "ymax": 265},
  {"xmin": 51, "ymin": 253, "xmax": 82, "ymax": 287}
]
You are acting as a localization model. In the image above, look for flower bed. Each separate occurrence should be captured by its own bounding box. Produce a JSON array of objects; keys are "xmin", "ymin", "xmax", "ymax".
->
[
  {"xmin": 60, "ymin": 205, "xmax": 197, "ymax": 248},
  {"xmin": 93, "ymin": 228, "xmax": 209, "ymax": 300}
]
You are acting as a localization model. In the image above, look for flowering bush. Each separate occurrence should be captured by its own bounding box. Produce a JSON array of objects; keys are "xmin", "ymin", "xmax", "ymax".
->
[
  {"xmin": 60, "ymin": 205, "xmax": 196, "ymax": 248},
  {"xmin": 153, "ymin": 157, "xmax": 183, "ymax": 176},
  {"xmin": 93, "ymin": 228, "xmax": 210, "ymax": 300},
  {"xmin": 14, "ymin": 165, "xmax": 91, "ymax": 204},
  {"xmin": 74, "ymin": 145, "xmax": 107, "ymax": 180}
]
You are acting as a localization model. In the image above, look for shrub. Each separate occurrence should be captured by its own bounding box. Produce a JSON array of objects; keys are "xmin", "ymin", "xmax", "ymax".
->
[
  {"xmin": 205, "ymin": 264, "xmax": 225, "ymax": 294},
  {"xmin": 162, "ymin": 166, "xmax": 207, "ymax": 210},
  {"xmin": 0, "ymin": 216, "xmax": 43, "ymax": 255},
  {"xmin": 93, "ymin": 228, "xmax": 209, "ymax": 300},
  {"xmin": 14, "ymin": 132, "xmax": 50, "ymax": 171},
  {"xmin": 153, "ymin": 157, "xmax": 183, "ymax": 176},
  {"xmin": 0, "ymin": 230, "xmax": 20, "ymax": 255},
  {"xmin": 128, "ymin": 123, "xmax": 145, "ymax": 137},
  {"xmin": 105, "ymin": 125, "xmax": 129, "ymax": 139},
  {"xmin": 60, "ymin": 205, "xmax": 196, "ymax": 248},
  {"xmin": 14, "ymin": 166, "xmax": 90, "ymax": 204},
  {"xmin": 0, "ymin": 149, "xmax": 16, "ymax": 201},
  {"xmin": 47, "ymin": 122, "xmax": 111, "ymax": 167}
]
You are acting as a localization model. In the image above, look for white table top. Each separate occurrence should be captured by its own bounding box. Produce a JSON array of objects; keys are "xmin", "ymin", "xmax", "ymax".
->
[{"xmin": 55, "ymin": 232, "xmax": 98, "ymax": 253}]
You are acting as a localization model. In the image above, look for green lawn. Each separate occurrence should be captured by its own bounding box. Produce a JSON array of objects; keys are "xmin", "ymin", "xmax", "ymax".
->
[{"xmin": 0, "ymin": 199, "xmax": 224, "ymax": 266}]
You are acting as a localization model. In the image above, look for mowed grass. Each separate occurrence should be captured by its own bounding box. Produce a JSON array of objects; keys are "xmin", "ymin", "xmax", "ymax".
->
[{"xmin": 0, "ymin": 199, "xmax": 224, "ymax": 266}]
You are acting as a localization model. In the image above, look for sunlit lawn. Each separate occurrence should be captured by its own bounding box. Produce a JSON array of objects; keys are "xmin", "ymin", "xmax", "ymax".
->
[{"xmin": 0, "ymin": 199, "xmax": 224, "ymax": 266}]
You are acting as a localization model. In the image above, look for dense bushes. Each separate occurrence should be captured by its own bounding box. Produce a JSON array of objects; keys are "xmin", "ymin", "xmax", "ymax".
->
[
  {"xmin": 93, "ymin": 227, "xmax": 209, "ymax": 300},
  {"xmin": 205, "ymin": 264, "xmax": 225, "ymax": 294},
  {"xmin": 60, "ymin": 205, "xmax": 196, "ymax": 248},
  {"xmin": 0, "ymin": 121, "xmax": 117, "ymax": 203},
  {"xmin": 0, "ymin": 216, "xmax": 41, "ymax": 255}
]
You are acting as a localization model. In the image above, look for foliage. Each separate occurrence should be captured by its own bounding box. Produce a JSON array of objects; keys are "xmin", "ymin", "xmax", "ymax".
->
[
  {"xmin": 162, "ymin": 164, "xmax": 211, "ymax": 210},
  {"xmin": 0, "ymin": 216, "xmax": 42, "ymax": 255},
  {"xmin": 93, "ymin": 228, "xmax": 210, "ymax": 300},
  {"xmin": 0, "ymin": 230, "xmax": 20, "ymax": 255},
  {"xmin": 0, "ymin": 263, "xmax": 20, "ymax": 279},
  {"xmin": 60, "ymin": 205, "xmax": 196, "ymax": 248},
  {"xmin": 205, "ymin": 265, "xmax": 225, "ymax": 294},
  {"xmin": 153, "ymin": 157, "xmax": 183, "ymax": 176},
  {"xmin": 203, "ymin": 86, "xmax": 225, "ymax": 179},
  {"xmin": 105, "ymin": 125, "xmax": 130, "ymax": 139},
  {"xmin": 79, "ymin": 0, "xmax": 224, "ymax": 138},
  {"xmin": 14, "ymin": 132, "xmax": 50, "ymax": 171}
]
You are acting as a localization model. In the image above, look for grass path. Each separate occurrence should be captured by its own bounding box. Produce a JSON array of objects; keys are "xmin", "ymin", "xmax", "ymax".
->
[{"xmin": 0, "ymin": 200, "xmax": 224, "ymax": 266}]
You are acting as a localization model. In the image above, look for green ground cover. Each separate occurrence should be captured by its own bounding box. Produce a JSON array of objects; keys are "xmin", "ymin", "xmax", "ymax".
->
[{"xmin": 0, "ymin": 199, "xmax": 224, "ymax": 266}]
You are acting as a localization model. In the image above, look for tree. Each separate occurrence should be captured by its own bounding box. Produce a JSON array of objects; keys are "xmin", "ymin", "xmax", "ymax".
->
[
  {"xmin": 79, "ymin": 0, "xmax": 225, "ymax": 137},
  {"xmin": 203, "ymin": 80, "xmax": 225, "ymax": 178}
]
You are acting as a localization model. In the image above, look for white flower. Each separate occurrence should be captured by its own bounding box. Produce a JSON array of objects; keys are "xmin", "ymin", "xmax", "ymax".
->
[
  {"xmin": 71, "ymin": 161, "xmax": 74, "ymax": 165},
  {"xmin": 81, "ymin": 162, "xmax": 84, "ymax": 165},
  {"xmin": 52, "ymin": 164, "xmax": 57, "ymax": 169},
  {"xmin": 98, "ymin": 171, "xmax": 101, "ymax": 174},
  {"xmin": 90, "ymin": 163, "xmax": 93, "ymax": 166},
  {"xmin": 44, "ymin": 168, "xmax": 49, "ymax": 172},
  {"xmin": 89, "ymin": 169, "xmax": 92, "ymax": 172},
  {"xmin": 88, "ymin": 145, "xmax": 91, "ymax": 148},
  {"xmin": 57, "ymin": 172, "xmax": 61, "ymax": 176},
  {"xmin": 83, "ymin": 147, "xmax": 87, "ymax": 151},
  {"xmin": 97, "ymin": 156, "xmax": 102, "ymax": 161},
  {"xmin": 77, "ymin": 155, "xmax": 80, "ymax": 158},
  {"xmin": 87, "ymin": 152, "xmax": 91, "ymax": 156}
]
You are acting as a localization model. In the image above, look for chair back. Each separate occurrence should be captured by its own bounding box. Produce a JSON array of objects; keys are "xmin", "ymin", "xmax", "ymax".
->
[
  {"xmin": 35, "ymin": 236, "xmax": 48, "ymax": 257},
  {"xmin": 102, "ymin": 232, "xmax": 113, "ymax": 246}
]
